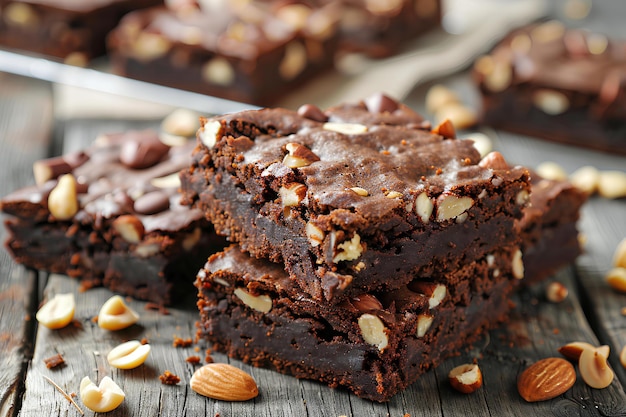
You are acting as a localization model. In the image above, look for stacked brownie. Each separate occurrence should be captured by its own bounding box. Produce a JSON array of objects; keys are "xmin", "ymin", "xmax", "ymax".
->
[
  {"xmin": 0, "ymin": 130, "xmax": 225, "ymax": 305},
  {"xmin": 473, "ymin": 20, "xmax": 626, "ymax": 155},
  {"xmin": 182, "ymin": 94, "xmax": 536, "ymax": 400}
]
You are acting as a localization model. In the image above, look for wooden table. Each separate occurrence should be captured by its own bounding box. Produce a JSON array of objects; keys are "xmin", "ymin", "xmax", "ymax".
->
[{"xmin": 1, "ymin": 5, "xmax": 626, "ymax": 414}]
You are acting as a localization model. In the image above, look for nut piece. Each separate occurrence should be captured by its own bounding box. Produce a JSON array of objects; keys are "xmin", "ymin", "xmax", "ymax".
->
[
  {"xmin": 597, "ymin": 170, "xmax": 626, "ymax": 199},
  {"xmin": 279, "ymin": 41, "xmax": 307, "ymax": 80},
  {"xmin": 436, "ymin": 195, "xmax": 474, "ymax": 222},
  {"xmin": 435, "ymin": 103, "xmax": 477, "ymax": 130},
  {"xmin": 48, "ymin": 174, "xmax": 79, "ymax": 220},
  {"xmin": 151, "ymin": 172, "xmax": 182, "ymax": 189},
  {"xmin": 558, "ymin": 341, "xmax": 595, "ymax": 361},
  {"xmin": 332, "ymin": 233, "xmax": 363, "ymax": 263},
  {"xmin": 107, "ymin": 340, "xmax": 151, "ymax": 370},
  {"xmin": 357, "ymin": 313, "xmax": 388, "ymax": 351},
  {"xmin": 512, "ymin": 249, "xmax": 524, "ymax": 280},
  {"xmin": 79, "ymin": 376, "xmax": 125, "ymax": 413},
  {"xmin": 98, "ymin": 295, "xmax": 140, "ymax": 331},
  {"xmin": 161, "ymin": 108, "xmax": 201, "ymax": 138},
  {"xmin": 579, "ymin": 346, "xmax": 614, "ymax": 389},
  {"xmin": 448, "ymin": 364, "xmax": 483, "ymax": 394},
  {"xmin": 606, "ymin": 267, "xmax": 626, "ymax": 293},
  {"xmin": 546, "ymin": 282, "xmax": 568, "ymax": 303},
  {"xmin": 479, "ymin": 151, "xmax": 509, "ymax": 170},
  {"xmin": 536, "ymin": 161, "xmax": 568, "ymax": 181},
  {"xmin": 613, "ymin": 238, "xmax": 626, "ymax": 268},
  {"xmin": 233, "ymin": 288, "xmax": 272, "ymax": 313},
  {"xmin": 517, "ymin": 357, "xmax": 576, "ymax": 402},
  {"xmin": 415, "ymin": 192, "xmax": 433, "ymax": 223},
  {"xmin": 199, "ymin": 119, "xmax": 223, "ymax": 149},
  {"xmin": 350, "ymin": 187, "xmax": 369, "ymax": 197},
  {"xmin": 532, "ymin": 90, "xmax": 570, "ymax": 115},
  {"xmin": 279, "ymin": 182, "xmax": 307, "ymax": 207},
  {"xmin": 202, "ymin": 57, "xmax": 236, "ymax": 86},
  {"xmin": 282, "ymin": 143, "xmax": 320, "ymax": 168},
  {"xmin": 408, "ymin": 282, "xmax": 447, "ymax": 309},
  {"xmin": 113, "ymin": 215, "xmax": 145, "ymax": 244},
  {"xmin": 569, "ymin": 165, "xmax": 599, "ymax": 195},
  {"xmin": 351, "ymin": 294, "xmax": 383, "ymax": 312},
  {"xmin": 305, "ymin": 222, "xmax": 325, "ymax": 247},
  {"xmin": 465, "ymin": 133, "xmax": 492, "ymax": 158},
  {"xmin": 190, "ymin": 363, "xmax": 259, "ymax": 401},
  {"xmin": 36, "ymin": 293, "xmax": 75, "ymax": 330},
  {"xmin": 425, "ymin": 84, "xmax": 459, "ymax": 114},
  {"xmin": 416, "ymin": 314, "xmax": 433, "ymax": 338},
  {"xmin": 431, "ymin": 118, "xmax": 456, "ymax": 139},
  {"xmin": 620, "ymin": 345, "xmax": 626, "ymax": 370},
  {"xmin": 322, "ymin": 122, "xmax": 368, "ymax": 135}
]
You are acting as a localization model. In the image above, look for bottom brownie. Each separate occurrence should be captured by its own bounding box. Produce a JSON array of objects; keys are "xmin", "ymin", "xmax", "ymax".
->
[{"xmin": 196, "ymin": 245, "xmax": 521, "ymax": 401}]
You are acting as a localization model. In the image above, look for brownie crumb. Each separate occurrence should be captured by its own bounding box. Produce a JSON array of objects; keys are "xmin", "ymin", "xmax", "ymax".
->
[
  {"xmin": 159, "ymin": 370, "xmax": 180, "ymax": 385},
  {"xmin": 140, "ymin": 337, "xmax": 149, "ymax": 345},
  {"xmin": 145, "ymin": 302, "xmax": 170, "ymax": 315},
  {"xmin": 173, "ymin": 337, "xmax": 193, "ymax": 348},
  {"xmin": 186, "ymin": 355, "xmax": 201, "ymax": 365},
  {"xmin": 43, "ymin": 353, "xmax": 65, "ymax": 369}
]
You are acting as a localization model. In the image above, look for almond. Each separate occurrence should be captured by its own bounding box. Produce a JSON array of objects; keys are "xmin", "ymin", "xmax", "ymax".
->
[
  {"xmin": 558, "ymin": 341, "xmax": 595, "ymax": 361},
  {"xmin": 190, "ymin": 363, "xmax": 258, "ymax": 401},
  {"xmin": 517, "ymin": 357, "xmax": 576, "ymax": 402}
]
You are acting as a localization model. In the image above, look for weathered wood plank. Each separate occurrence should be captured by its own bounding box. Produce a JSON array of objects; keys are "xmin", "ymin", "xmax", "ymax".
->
[{"xmin": 0, "ymin": 73, "xmax": 53, "ymax": 416}]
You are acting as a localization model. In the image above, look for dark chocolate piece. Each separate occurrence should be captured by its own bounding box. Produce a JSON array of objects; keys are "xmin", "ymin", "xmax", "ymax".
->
[{"xmin": 474, "ymin": 20, "xmax": 626, "ymax": 154}]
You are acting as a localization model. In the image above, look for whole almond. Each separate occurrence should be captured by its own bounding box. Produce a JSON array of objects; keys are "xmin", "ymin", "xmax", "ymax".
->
[
  {"xmin": 190, "ymin": 363, "xmax": 258, "ymax": 401},
  {"xmin": 517, "ymin": 357, "xmax": 576, "ymax": 402}
]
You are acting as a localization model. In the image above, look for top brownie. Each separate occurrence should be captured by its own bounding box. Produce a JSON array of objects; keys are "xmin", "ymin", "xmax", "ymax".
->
[{"xmin": 180, "ymin": 94, "xmax": 530, "ymax": 302}]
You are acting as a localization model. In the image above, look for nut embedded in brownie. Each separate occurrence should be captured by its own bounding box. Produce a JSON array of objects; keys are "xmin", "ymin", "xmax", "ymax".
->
[{"xmin": 0, "ymin": 129, "xmax": 226, "ymax": 305}]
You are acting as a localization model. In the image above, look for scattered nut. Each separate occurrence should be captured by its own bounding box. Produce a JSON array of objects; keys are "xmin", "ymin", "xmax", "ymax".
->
[
  {"xmin": 350, "ymin": 187, "xmax": 369, "ymax": 197},
  {"xmin": 613, "ymin": 238, "xmax": 626, "ymax": 268},
  {"xmin": 435, "ymin": 103, "xmax": 477, "ymax": 130},
  {"xmin": 36, "ymin": 293, "xmax": 75, "ymax": 330},
  {"xmin": 48, "ymin": 174, "xmax": 79, "ymax": 220},
  {"xmin": 546, "ymin": 282, "xmax": 568, "ymax": 303},
  {"xmin": 322, "ymin": 122, "xmax": 368, "ymax": 135},
  {"xmin": 536, "ymin": 161, "xmax": 568, "ymax": 181},
  {"xmin": 233, "ymin": 288, "xmax": 272, "ymax": 313},
  {"xmin": 112, "ymin": 215, "xmax": 145, "ymax": 244},
  {"xmin": 150, "ymin": 172, "xmax": 181, "ymax": 189},
  {"xmin": 415, "ymin": 192, "xmax": 433, "ymax": 223},
  {"xmin": 464, "ymin": 133, "xmax": 492, "ymax": 158},
  {"xmin": 606, "ymin": 267, "xmax": 626, "ymax": 293},
  {"xmin": 425, "ymin": 84, "xmax": 459, "ymax": 114},
  {"xmin": 202, "ymin": 57, "xmax": 236, "ymax": 86},
  {"xmin": 448, "ymin": 364, "xmax": 483, "ymax": 394},
  {"xmin": 79, "ymin": 376, "xmax": 125, "ymax": 413},
  {"xmin": 532, "ymin": 90, "xmax": 570, "ymax": 115},
  {"xmin": 305, "ymin": 221, "xmax": 325, "ymax": 247},
  {"xmin": 279, "ymin": 183, "xmax": 307, "ymax": 207},
  {"xmin": 190, "ymin": 363, "xmax": 258, "ymax": 401},
  {"xmin": 569, "ymin": 166, "xmax": 599, "ymax": 195},
  {"xmin": 97, "ymin": 295, "xmax": 140, "ymax": 331},
  {"xmin": 597, "ymin": 170, "xmax": 626, "ymax": 199},
  {"xmin": 431, "ymin": 118, "xmax": 456, "ymax": 139},
  {"xmin": 416, "ymin": 314, "xmax": 433, "ymax": 338},
  {"xmin": 436, "ymin": 195, "xmax": 474, "ymax": 222},
  {"xmin": 517, "ymin": 357, "xmax": 576, "ymax": 402},
  {"xmin": 558, "ymin": 341, "xmax": 595, "ymax": 361},
  {"xmin": 107, "ymin": 340, "xmax": 151, "ymax": 370},
  {"xmin": 199, "ymin": 119, "xmax": 223, "ymax": 149},
  {"xmin": 357, "ymin": 313, "xmax": 388, "ymax": 351},
  {"xmin": 161, "ymin": 108, "xmax": 201, "ymax": 138},
  {"xmin": 386, "ymin": 191, "xmax": 403, "ymax": 199},
  {"xmin": 279, "ymin": 41, "xmax": 307, "ymax": 80},
  {"xmin": 512, "ymin": 249, "xmax": 524, "ymax": 280},
  {"xmin": 282, "ymin": 142, "xmax": 320, "ymax": 168},
  {"xmin": 579, "ymin": 346, "xmax": 614, "ymax": 389},
  {"xmin": 332, "ymin": 233, "xmax": 363, "ymax": 263}
]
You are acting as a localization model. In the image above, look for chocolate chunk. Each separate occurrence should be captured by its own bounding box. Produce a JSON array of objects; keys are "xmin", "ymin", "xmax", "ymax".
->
[
  {"xmin": 134, "ymin": 191, "xmax": 170, "ymax": 214},
  {"xmin": 297, "ymin": 104, "xmax": 328, "ymax": 122},
  {"xmin": 120, "ymin": 130, "xmax": 170, "ymax": 169},
  {"xmin": 364, "ymin": 93, "xmax": 399, "ymax": 114}
]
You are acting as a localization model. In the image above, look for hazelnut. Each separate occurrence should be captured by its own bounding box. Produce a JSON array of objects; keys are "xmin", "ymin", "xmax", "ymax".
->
[
  {"xmin": 112, "ymin": 215, "xmax": 145, "ymax": 244},
  {"xmin": 357, "ymin": 313, "xmax": 388, "ymax": 351},
  {"xmin": 620, "ymin": 345, "xmax": 626, "ymax": 370},
  {"xmin": 283, "ymin": 143, "xmax": 320, "ymax": 168},
  {"xmin": 233, "ymin": 288, "xmax": 272, "ymax": 313},
  {"xmin": 448, "ymin": 364, "xmax": 483, "ymax": 394}
]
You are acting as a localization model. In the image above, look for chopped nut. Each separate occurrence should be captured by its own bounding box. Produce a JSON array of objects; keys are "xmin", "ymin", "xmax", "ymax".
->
[
  {"xmin": 234, "ymin": 288, "xmax": 272, "ymax": 313},
  {"xmin": 516, "ymin": 189, "xmax": 530, "ymax": 206},
  {"xmin": 279, "ymin": 41, "xmax": 307, "ymax": 80},
  {"xmin": 517, "ymin": 357, "xmax": 576, "ymax": 402},
  {"xmin": 435, "ymin": 103, "xmax": 477, "ymax": 130},
  {"xmin": 97, "ymin": 295, "xmax": 139, "ymax": 331},
  {"xmin": 306, "ymin": 222, "xmax": 325, "ymax": 247},
  {"xmin": 431, "ymin": 118, "xmax": 456, "ymax": 139},
  {"xmin": 479, "ymin": 151, "xmax": 509, "ymax": 170},
  {"xmin": 322, "ymin": 122, "xmax": 368, "ymax": 135},
  {"xmin": 107, "ymin": 340, "xmax": 151, "ymax": 369},
  {"xmin": 597, "ymin": 170, "xmax": 626, "ymax": 199},
  {"xmin": 558, "ymin": 341, "xmax": 595, "ymax": 361},
  {"xmin": 150, "ymin": 173, "xmax": 181, "ymax": 189},
  {"xmin": 36, "ymin": 293, "xmax": 75, "ymax": 330},
  {"xmin": 161, "ymin": 108, "xmax": 200, "ymax": 138},
  {"xmin": 532, "ymin": 90, "xmax": 570, "ymax": 115},
  {"xmin": 536, "ymin": 161, "xmax": 568, "ymax": 181},
  {"xmin": 569, "ymin": 166, "xmax": 599, "ymax": 194},
  {"xmin": 350, "ymin": 187, "xmax": 369, "ymax": 197},
  {"xmin": 357, "ymin": 313, "xmax": 388, "ymax": 351},
  {"xmin": 79, "ymin": 376, "xmax": 125, "ymax": 413},
  {"xmin": 416, "ymin": 314, "xmax": 433, "ymax": 338},
  {"xmin": 350, "ymin": 294, "xmax": 383, "ymax": 312},
  {"xmin": 190, "ymin": 363, "xmax": 258, "ymax": 401},
  {"xmin": 408, "ymin": 282, "xmax": 447, "ymax": 309},
  {"xmin": 48, "ymin": 174, "xmax": 79, "ymax": 220},
  {"xmin": 512, "ymin": 249, "xmax": 524, "ymax": 279},
  {"xmin": 425, "ymin": 84, "xmax": 459, "ymax": 114},
  {"xmin": 448, "ymin": 364, "xmax": 483, "ymax": 394},
  {"xmin": 159, "ymin": 370, "xmax": 181, "ymax": 385},
  {"xmin": 332, "ymin": 233, "xmax": 363, "ymax": 263},
  {"xmin": 613, "ymin": 238, "xmax": 626, "ymax": 268},
  {"xmin": 606, "ymin": 267, "xmax": 626, "ymax": 293},
  {"xmin": 112, "ymin": 215, "xmax": 145, "ymax": 244},
  {"xmin": 415, "ymin": 192, "xmax": 433, "ymax": 223},
  {"xmin": 199, "ymin": 120, "xmax": 223, "ymax": 149},
  {"xmin": 579, "ymin": 346, "xmax": 614, "ymax": 389},
  {"xmin": 279, "ymin": 183, "xmax": 307, "ymax": 207},
  {"xmin": 385, "ymin": 191, "xmax": 403, "ymax": 199},
  {"xmin": 436, "ymin": 195, "xmax": 474, "ymax": 222},
  {"xmin": 202, "ymin": 57, "xmax": 235, "ymax": 86},
  {"xmin": 546, "ymin": 282, "xmax": 568, "ymax": 303},
  {"xmin": 282, "ymin": 142, "xmax": 320, "ymax": 168},
  {"xmin": 43, "ymin": 353, "xmax": 66, "ymax": 369},
  {"xmin": 464, "ymin": 133, "xmax": 492, "ymax": 158}
]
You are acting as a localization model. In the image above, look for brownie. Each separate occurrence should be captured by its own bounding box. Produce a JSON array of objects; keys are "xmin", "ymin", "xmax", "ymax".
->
[
  {"xmin": 517, "ymin": 172, "xmax": 587, "ymax": 285},
  {"xmin": 107, "ymin": 2, "xmax": 340, "ymax": 105},
  {"xmin": 1, "ymin": 129, "xmax": 225, "ymax": 304},
  {"xmin": 473, "ymin": 20, "xmax": 626, "ymax": 155},
  {"xmin": 0, "ymin": 0, "xmax": 161, "ymax": 63},
  {"xmin": 196, "ymin": 244, "xmax": 519, "ymax": 402}
]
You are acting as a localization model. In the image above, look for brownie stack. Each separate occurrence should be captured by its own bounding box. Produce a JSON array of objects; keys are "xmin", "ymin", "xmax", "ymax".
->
[{"xmin": 181, "ymin": 94, "xmax": 536, "ymax": 401}]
